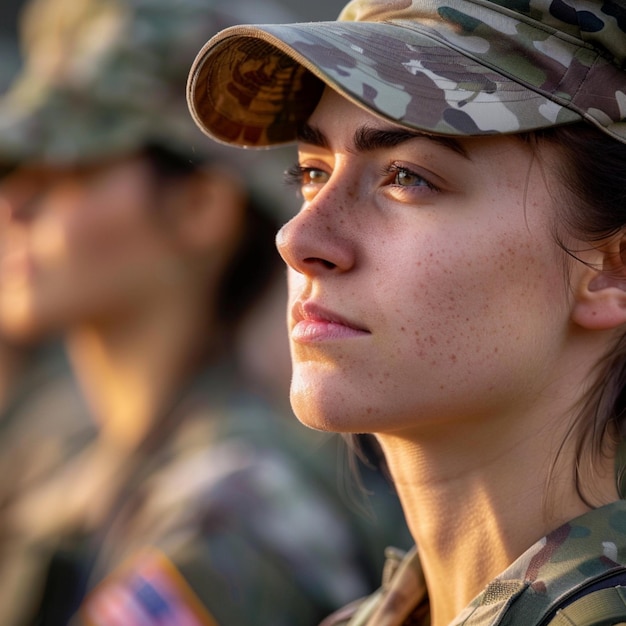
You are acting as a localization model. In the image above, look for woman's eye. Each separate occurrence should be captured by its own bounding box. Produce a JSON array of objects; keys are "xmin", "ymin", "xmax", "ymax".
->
[
  {"xmin": 389, "ymin": 165, "xmax": 436, "ymax": 190},
  {"xmin": 284, "ymin": 164, "xmax": 330, "ymax": 188}
]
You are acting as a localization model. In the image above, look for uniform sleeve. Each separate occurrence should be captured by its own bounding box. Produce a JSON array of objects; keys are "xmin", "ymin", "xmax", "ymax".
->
[{"xmin": 76, "ymin": 436, "xmax": 373, "ymax": 626}]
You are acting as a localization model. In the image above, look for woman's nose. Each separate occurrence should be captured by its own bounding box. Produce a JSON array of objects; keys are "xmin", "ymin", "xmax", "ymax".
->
[
  {"xmin": 0, "ymin": 197, "xmax": 33, "ymax": 224},
  {"xmin": 0, "ymin": 163, "xmax": 65, "ymax": 224},
  {"xmin": 0, "ymin": 177, "xmax": 46, "ymax": 223},
  {"xmin": 276, "ymin": 186, "xmax": 356, "ymax": 276}
]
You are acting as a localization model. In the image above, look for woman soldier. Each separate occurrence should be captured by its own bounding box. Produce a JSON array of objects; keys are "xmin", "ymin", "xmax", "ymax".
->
[{"xmin": 187, "ymin": 0, "xmax": 626, "ymax": 624}]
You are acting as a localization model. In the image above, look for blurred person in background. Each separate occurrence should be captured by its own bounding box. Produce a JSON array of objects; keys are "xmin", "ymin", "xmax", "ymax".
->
[
  {"xmin": 0, "ymin": 17, "xmax": 93, "ymax": 589},
  {"xmin": 0, "ymin": 0, "xmax": 410, "ymax": 624},
  {"xmin": 0, "ymin": 333, "xmax": 91, "ymax": 513}
]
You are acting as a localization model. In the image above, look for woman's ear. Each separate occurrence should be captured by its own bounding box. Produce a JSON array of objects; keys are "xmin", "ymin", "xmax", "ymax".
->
[
  {"xmin": 168, "ymin": 166, "xmax": 246, "ymax": 256},
  {"xmin": 571, "ymin": 235, "xmax": 626, "ymax": 331}
]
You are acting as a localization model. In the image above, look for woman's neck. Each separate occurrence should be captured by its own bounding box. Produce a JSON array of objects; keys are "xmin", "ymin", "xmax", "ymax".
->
[
  {"xmin": 65, "ymin": 297, "xmax": 215, "ymax": 451},
  {"xmin": 377, "ymin": 403, "xmax": 618, "ymax": 626}
]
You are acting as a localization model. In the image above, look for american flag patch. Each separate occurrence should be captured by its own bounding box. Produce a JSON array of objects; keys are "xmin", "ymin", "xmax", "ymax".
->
[{"xmin": 82, "ymin": 549, "xmax": 219, "ymax": 626}]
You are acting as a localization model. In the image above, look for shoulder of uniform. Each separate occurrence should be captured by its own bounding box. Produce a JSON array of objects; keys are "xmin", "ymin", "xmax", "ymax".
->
[{"xmin": 546, "ymin": 585, "xmax": 626, "ymax": 626}]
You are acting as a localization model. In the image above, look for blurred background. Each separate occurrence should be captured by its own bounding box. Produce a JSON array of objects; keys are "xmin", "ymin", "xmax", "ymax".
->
[
  {"xmin": 0, "ymin": 1, "xmax": 412, "ymax": 624},
  {"xmin": 0, "ymin": 0, "xmax": 346, "ymax": 92}
]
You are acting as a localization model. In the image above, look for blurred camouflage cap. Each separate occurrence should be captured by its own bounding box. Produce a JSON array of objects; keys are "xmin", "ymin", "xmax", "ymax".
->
[
  {"xmin": 187, "ymin": 0, "xmax": 626, "ymax": 148},
  {"xmin": 0, "ymin": 0, "xmax": 292, "ymax": 164}
]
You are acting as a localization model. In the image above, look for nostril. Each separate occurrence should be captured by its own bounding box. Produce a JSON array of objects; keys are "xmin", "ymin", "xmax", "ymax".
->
[{"xmin": 304, "ymin": 257, "xmax": 337, "ymax": 270}]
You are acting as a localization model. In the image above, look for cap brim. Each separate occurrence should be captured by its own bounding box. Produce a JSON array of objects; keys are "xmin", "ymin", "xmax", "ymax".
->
[{"xmin": 187, "ymin": 20, "xmax": 582, "ymax": 149}]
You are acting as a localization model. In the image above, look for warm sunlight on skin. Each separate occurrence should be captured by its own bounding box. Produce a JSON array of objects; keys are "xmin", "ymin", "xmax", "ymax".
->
[
  {"xmin": 0, "ymin": 154, "xmax": 242, "ymax": 450},
  {"xmin": 276, "ymin": 88, "xmax": 620, "ymax": 625},
  {"xmin": 278, "ymin": 88, "xmax": 579, "ymax": 439},
  {"xmin": 0, "ymin": 156, "xmax": 180, "ymax": 339}
]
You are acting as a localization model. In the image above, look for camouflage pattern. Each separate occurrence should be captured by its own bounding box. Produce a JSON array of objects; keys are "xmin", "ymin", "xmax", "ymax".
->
[
  {"xmin": 320, "ymin": 499, "xmax": 626, "ymax": 625},
  {"xmin": 187, "ymin": 0, "xmax": 626, "ymax": 148},
  {"xmin": 0, "ymin": 344, "xmax": 94, "ymax": 625},
  {"xmin": 0, "ymin": 0, "xmax": 292, "ymax": 164},
  {"xmin": 0, "ymin": 360, "xmax": 410, "ymax": 625}
]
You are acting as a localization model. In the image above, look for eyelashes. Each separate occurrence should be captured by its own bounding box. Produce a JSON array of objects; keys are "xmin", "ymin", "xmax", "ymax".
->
[
  {"xmin": 284, "ymin": 164, "xmax": 330, "ymax": 189},
  {"xmin": 284, "ymin": 164, "xmax": 308, "ymax": 189},
  {"xmin": 384, "ymin": 164, "xmax": 439, "ymax": 191},
  {"xmin": 285, "ymin": 162, "xmax": 439, "ymax": 193}
]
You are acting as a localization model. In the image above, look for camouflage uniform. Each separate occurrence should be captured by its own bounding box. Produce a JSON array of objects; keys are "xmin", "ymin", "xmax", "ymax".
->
[
  {"xmin": 319, "ymin": 500, "xmax": 626, "ymax": 625},
  {"xmin": 0, "ymin": 360, "xmax": 406, "ymax": 625},
  {"xmin": 0, "ymin": 344, "xmax": 95, "ymax": 626},
  {"xmin": 0, "ymin": 343, "xmax": 91, "ymax": 484}
]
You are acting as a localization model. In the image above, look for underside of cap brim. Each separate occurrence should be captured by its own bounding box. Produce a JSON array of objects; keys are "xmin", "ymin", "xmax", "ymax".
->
[
  {"xmin": 187, "ymin": 25, "xmax": 330, "ymax": 148},
  {"xmin": 187, "ymin": 20, "xmax": 584, "ymax": 149}
]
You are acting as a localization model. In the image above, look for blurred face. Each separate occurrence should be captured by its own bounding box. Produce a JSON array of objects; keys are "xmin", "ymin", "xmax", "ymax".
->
[
  {"xmin": 0, "ymin": 154, "xmax": 181, "ymax": 339},
  {"xmin": 276, "ymin": 88, "xmax": 574, "ymax": 437}
]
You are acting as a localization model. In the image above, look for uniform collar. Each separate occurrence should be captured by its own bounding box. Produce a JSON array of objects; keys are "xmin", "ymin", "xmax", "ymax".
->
[
  {"xmin": 459, "ymin": 499, "xmax": 626, "ymax": 625},
  {"xmin": 371, "ymin": 500, "xmax": 626, "ymax": 626}
]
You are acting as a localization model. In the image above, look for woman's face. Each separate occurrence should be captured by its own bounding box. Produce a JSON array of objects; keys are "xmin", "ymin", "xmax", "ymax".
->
[
  {"xmin": 277, "ymin": 88, "xmax": 575, "ymax": 436},
  {"xmin": 0, "ymin": 154, "xmax": 181, "ymax": 339}
]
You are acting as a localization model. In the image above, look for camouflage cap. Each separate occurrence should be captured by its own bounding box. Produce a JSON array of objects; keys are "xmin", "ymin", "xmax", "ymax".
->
[
  {"xmin": 0, "ymin": 0, "xmax": 291, "ymax": 164},
  {"xmin": 187, "ymin": 0, "xmax": 626, "ymax": 149}
]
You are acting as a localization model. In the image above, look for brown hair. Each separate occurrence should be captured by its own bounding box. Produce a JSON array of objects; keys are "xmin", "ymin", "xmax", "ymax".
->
[
  {"xmin": 529, "ymin": 124, "xmax": 626, "ymax": 504},
  {"xmin": 142, "ymin": 143, "xmax": 283, "ymax": 330}
]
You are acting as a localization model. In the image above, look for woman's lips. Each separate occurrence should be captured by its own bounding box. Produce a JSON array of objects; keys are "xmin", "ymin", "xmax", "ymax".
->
[{"xmin": 291, "ymin": 301, "xmax": 370, "ymax": 342}]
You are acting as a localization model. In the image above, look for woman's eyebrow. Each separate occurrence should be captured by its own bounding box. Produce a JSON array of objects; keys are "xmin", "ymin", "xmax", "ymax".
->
[
  {"xmin": 296, "ymin": 123, "xmax": 329, "ymax": 148},
  {"xmin": 354, "ymin": 126, "xmax": 469, "ymax": 158},
  {"xmin": 296, "ymin": 122, "xmax": 468, "ymax": 159}
]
